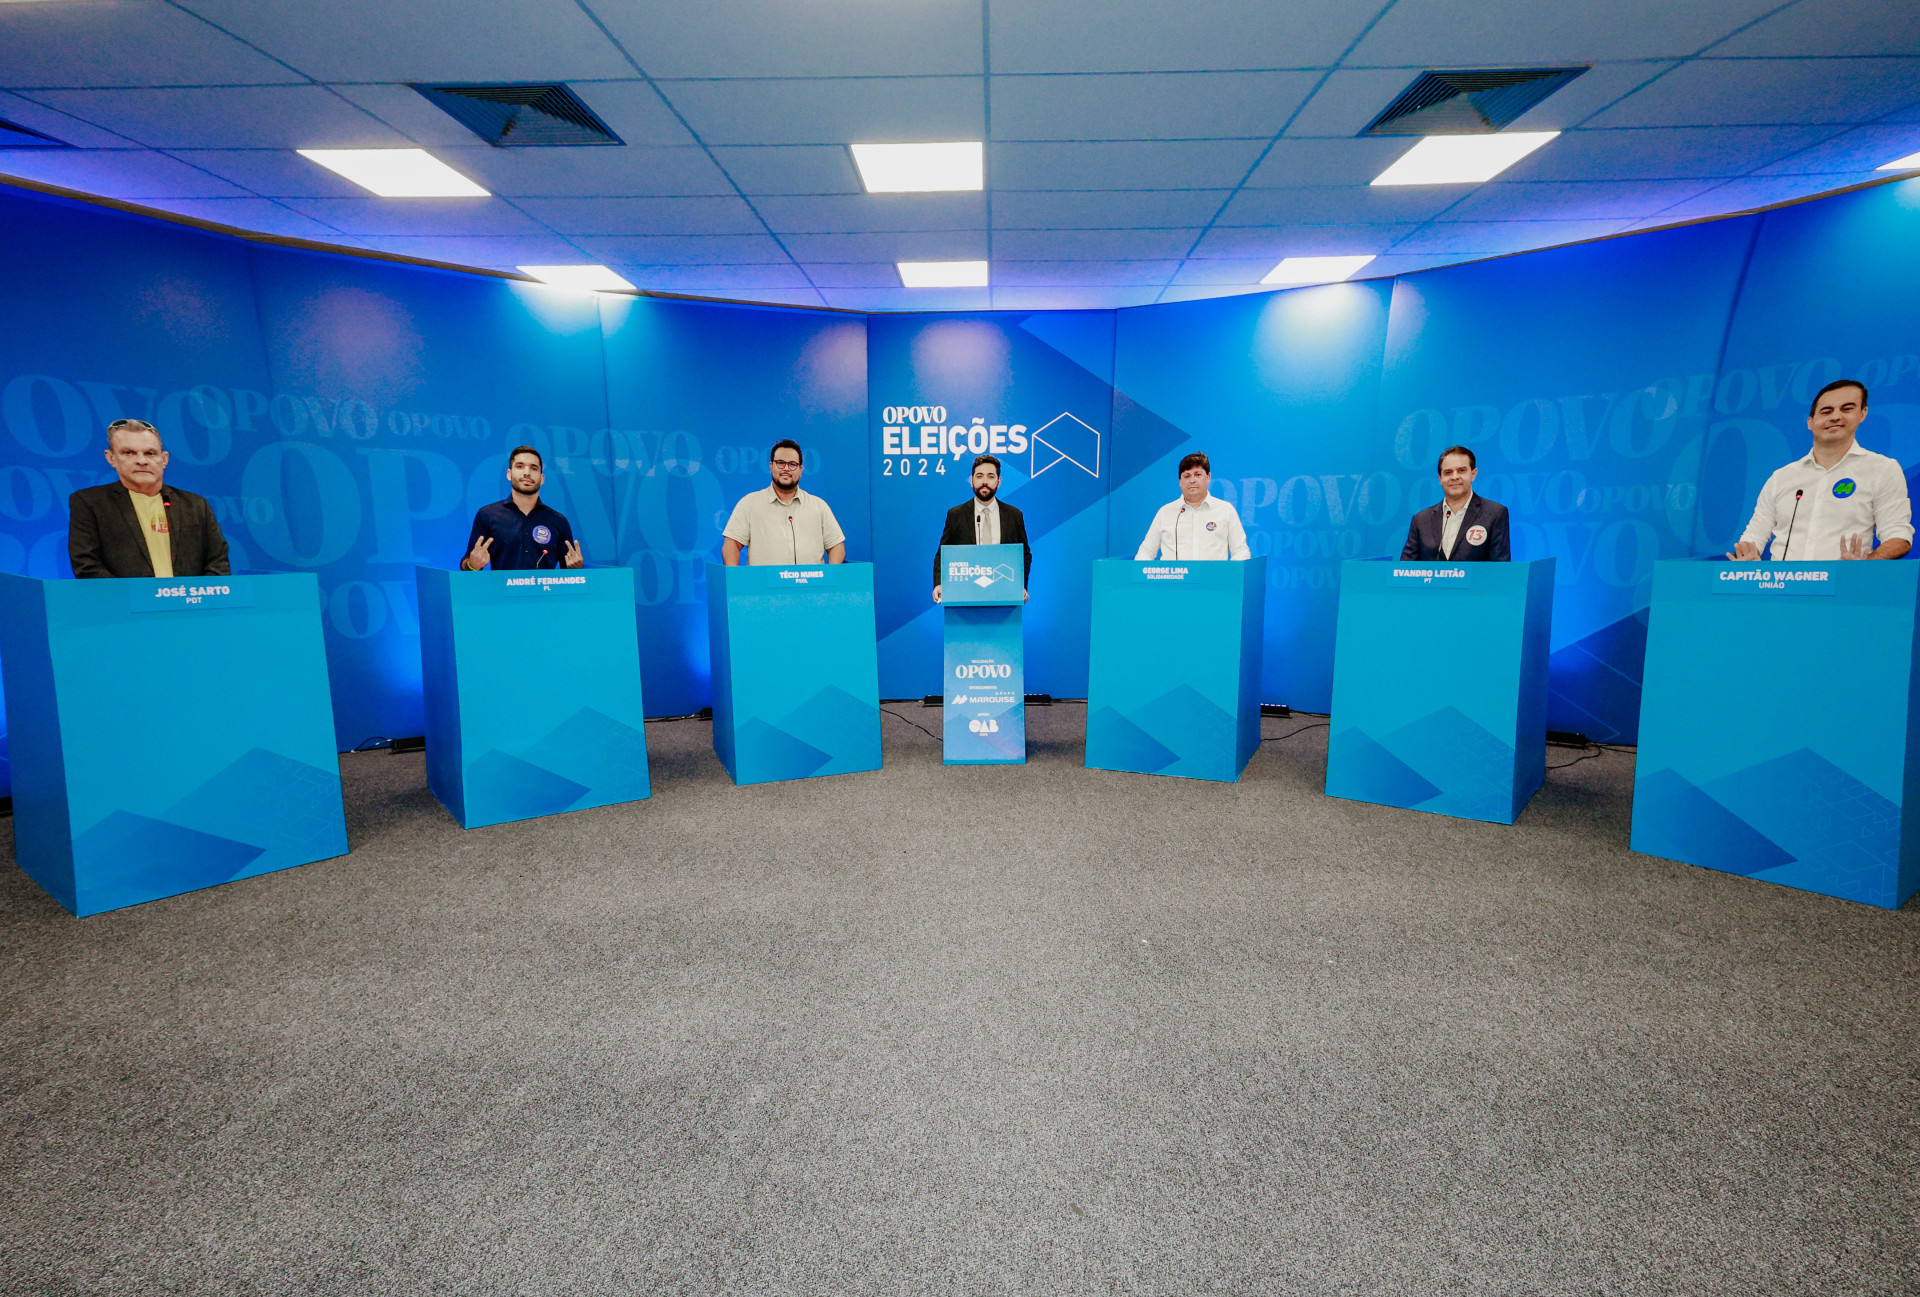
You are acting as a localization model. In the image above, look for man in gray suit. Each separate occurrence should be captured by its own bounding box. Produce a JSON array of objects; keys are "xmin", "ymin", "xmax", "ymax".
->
[{"xmin": 68, "ymin": 418, "xmax": 230, "ymax": 579}]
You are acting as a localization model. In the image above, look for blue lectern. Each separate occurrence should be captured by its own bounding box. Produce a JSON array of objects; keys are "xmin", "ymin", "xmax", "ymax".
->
[
  {"xmin": 707, "ymin": 562, "xmax": 881, "ymax": 785},
  {"xmin": 1325, "ymin": 558, "xmax": 1556, "ymax": 824},
  {"xmin": 0, "ymin": 573, "xmax": 347, "ymax": 916},
  {"xmin": 1085, "ymin": 558, "xmax": 1266, "ymax": 781},
  {"xmin": 1632, "ymin": 561, "xmax": 1920, "ymax": 910},
  {"xmin": 940, "ymin": 543, "xmax": 1025, "ymax": 764},
  {"xmin": 415, "ymin": 567, "xmax": 649, "ymax": 829}
]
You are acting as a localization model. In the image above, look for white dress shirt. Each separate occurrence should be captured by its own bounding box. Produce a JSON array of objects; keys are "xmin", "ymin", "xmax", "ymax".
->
[
  {"xmin": 1441, "ymin": 492, "xmax": 1474, "ymax": 559},
  {"xmin": 1135, "ymin": 495, "xmax": 1251, "ymax": 561},
  {"xmin": 1739, "ymin": 442, "xmax": 1913, "ymax": 560}
]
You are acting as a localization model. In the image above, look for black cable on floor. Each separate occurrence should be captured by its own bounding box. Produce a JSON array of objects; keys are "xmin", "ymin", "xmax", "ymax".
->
[
  {"xmin": 1547, "ymin": 745, "xmax": 1606, "ymax": 770},
  {"xmin": 880, "ymin": 707, "xmax": 942, "ymax": 742},
  {"xmin": 1262, "ymin": 721, "xmax": 1329, "ymax": 744}
]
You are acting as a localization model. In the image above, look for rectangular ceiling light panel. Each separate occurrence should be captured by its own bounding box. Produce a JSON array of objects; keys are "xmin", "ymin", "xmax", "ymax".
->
[
  {"xmin": 1372, "ymin": 132, "xmax": 1558, "ymax": 186},
  {"xmin": 298, "ymin": 149, "xmax": 489, "ymax": 197},
  {"xmin": 1878, "ymin": 150, "xmax": 1920, "ymax": 171},
  {"xmin": 518, "ymin": 265, "xmax": 636, "ymax": 292},
  {"xmin": 898, "ymin": 260, "xmax": 988, "ymax": 287},
  {"xmin": 1262, "ymin": 255, "xmax": 1377, "ymax": 285},
  {"xmin": 852, "ymin": 142, "xmax": 983, "ymax": 193}
]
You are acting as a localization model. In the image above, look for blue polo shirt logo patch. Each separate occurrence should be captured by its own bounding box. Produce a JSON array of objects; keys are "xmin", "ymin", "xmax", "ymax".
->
[
  {"xmin": 532, "ymin": 524, "xmax": 553, "ymax": 544},
  {"xmin": 1832, "ymin": 479, "xmax": 1857, "ymax": 499}
]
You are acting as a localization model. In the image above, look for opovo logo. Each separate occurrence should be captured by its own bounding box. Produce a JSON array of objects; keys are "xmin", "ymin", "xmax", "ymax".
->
[{"xmin": 955, "ymin": 663, "xmax": 1013, "ymax": 679}]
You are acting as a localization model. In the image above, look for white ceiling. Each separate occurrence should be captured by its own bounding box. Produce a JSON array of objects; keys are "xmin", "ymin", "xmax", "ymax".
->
[{"xmin": 0, "ymin": 0, "xmax": 1916, "ymax": 310}]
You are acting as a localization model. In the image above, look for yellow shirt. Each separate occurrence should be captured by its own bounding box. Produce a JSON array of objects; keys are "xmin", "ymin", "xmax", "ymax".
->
[{"xmin": 126, "ymin": 488, "xmax": 173, "ymax": 578}]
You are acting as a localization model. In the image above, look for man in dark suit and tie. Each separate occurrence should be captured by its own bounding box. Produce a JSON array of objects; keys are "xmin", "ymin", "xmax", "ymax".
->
[
  {"xmin": 68, "ymin": 418, "xmax": 231, "ymax": 579},
  {"xmin": 1401, "ymin": 444, "xmax": 1510, "ymax": 561},
  {"xmin": 933, "ymin": 454, "xmax": 1032, "ymax": 602}
]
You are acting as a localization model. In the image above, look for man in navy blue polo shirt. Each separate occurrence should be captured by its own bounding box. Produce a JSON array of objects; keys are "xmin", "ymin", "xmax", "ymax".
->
[{"xmin": 460, "ymin": 444, "xmax": 583, "ymax": 571}]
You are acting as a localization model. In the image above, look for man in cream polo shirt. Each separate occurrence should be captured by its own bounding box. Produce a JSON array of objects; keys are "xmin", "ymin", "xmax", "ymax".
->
[
  {"xmin": 1135, "ymin": 452, "xmax": 1250, "ymax": 561},
  {"xmin": 721, "ymin": 438, "xmax": 847, "ymax": 565},
  {"xmin": 1729, "ymin": 379, "xmax": 1912, "ymax": 561}
]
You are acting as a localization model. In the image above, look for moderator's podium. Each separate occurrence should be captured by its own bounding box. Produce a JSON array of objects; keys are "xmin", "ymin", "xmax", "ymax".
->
[
  {"xmin": 1632, "ymin": 561, "xmax": 1920, "ymax": 909},
  {"xmin": 1085, "ymin": 558, "xmax": 1265, "ymax": 781},
  {"xmin": 1325, "ymin": 558, "xmax": 1555, "ymax": 824},
  {"xmin": 0, "ymin": 573, "xmax": 347, "ymax": 916},
  {"xmin": 416, "ymin": 566, "xmax": 650, "ymax": 829},
  {"xmin": 941, "ymin": 543, "xmax": 1025, "ymax": 764},
  {"xmin": 707, "ymin": 562, "xmax": 881, "ymax": 785}
]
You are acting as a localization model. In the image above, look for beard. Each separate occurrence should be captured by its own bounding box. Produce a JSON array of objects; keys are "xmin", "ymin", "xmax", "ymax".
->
[
  {"xmin": 974, "ymin": 483, "xmax": 997, "ymax": 502},
  {"xmin": 511, "ymin": 480, "xmax": 539, "ymax": 497}
]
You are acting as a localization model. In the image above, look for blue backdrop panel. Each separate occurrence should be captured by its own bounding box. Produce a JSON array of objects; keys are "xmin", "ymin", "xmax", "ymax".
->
[
  {"xmin": 246, "ymin": 248, "xmax": 614, "ymax": 753},
  {"xmin": 1327, "ymin": 558, "xmax": 1555, "ymax": 824},
  {"xmin": 707, "ymin": 562, "xmax": 881, "ymax": 785},
  {"xmin": 599, "ymin": 296, "xmax": 870, "ymax": 718},
  {"xmin": 0, "ymin": 572, "xmax": 346, "ymax": 916},
  {"xmin": 868, "ymin": 312, "xmax": 1114, "ymax": 701},
  {"xmin": 941, "ymin": 543, "xmax": 1027, "ymax": 763},
  {"xmin": 1713, "ymin": 178, "xmax": 1920, "ymax": 550},
  {"xmin": 1631, "ymin": 561, "xmax": 1920, "ymax": 910},
  {"xmin": 1085, "ymin": 558, "xmax": 1265, "ymax": 782},
  {"xmin": 0, "ymin": 189, "xmax": 278, "ymax": 797},
  {"xmin": 1111, "ymin": 280, "xmax": 1394, "ymax": 712},
  {"xmin": 416, "ymin": 566, "xmax": 649, "ymax": 829}
]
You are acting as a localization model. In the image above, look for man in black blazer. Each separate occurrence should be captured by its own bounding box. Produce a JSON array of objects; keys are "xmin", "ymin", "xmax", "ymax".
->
[
  {"xmin": 1401, "ymin": 444, "xmax": 1510, "ymax": 561},
  {"xmin": 933, "ymin": 454, "xmax": 1032, "ymax": 602},
  {"xmin": 69, "ymin": 418, "xmax": 231, "ymax": 579}
]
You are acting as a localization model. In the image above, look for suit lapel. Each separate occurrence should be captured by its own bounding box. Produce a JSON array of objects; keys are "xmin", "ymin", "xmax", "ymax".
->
[{"xmin": 107, "ymin": 485, "xmax": 153, "ymax": 576}]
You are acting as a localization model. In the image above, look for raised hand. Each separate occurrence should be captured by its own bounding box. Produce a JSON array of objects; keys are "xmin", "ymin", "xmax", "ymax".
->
[
  {"xmin": 1724, "ymin": 540, "xmax": 1762, "ymax": 561},
  {"xmin": 1839, "ymin": 533, "xmax": 1871, "ymax": 560},
  {"xmin": 933, "ymin": 585, "xmax": 943, "ymax": 604},
  {"xmin": 464, "ymin": 534, "xmax": 493, "ymax": 571},
  {"xmin": 563, "ymin": 538, "xmax": 584, "ymax": 569}
]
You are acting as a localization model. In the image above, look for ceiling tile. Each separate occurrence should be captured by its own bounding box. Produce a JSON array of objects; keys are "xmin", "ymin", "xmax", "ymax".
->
[
  {"xmin": 1390, "ymin": 218, "xmax": 1633, "ymax": 254},
  {"xmin": 349, "ymin": 234, "xmax": 592, "ymax": 268},
  {"xmin": 992, "ymin": 260, "xmax": 1180, "ymax": 286},
  {"xmin": 822, "ymin": 287, "xmax": 992, "ymax": 311},
  {"xmin": 573, "ymin": 234, "xmax": 793, "ymax": 264},
  {"xmin": 1505, "ymin": 61, "xmax": 1678, "ymax": 131},
  {"xmin": 710, "ymin": 145, "xmax": 862, "ymax": 195},
  {"xmin": 1189, "ymin": 224, "xmax": 1417, "ymax": 258},
  {"xmin": 1708, "ymin": 0, "xmax": 1920, "ymax": 57},
  {"xmin": 1214, "ymin": 186, "xmax": 1463, "ymax": 225},
  {"xmin": 326, "ymin": 84, "xmax": 501, "ymax": 149},
  {"xmin": 991, "ymin": 228, "xmax": 1200, "ymax": 258},
  {"xmin": 992, "ymin": 190, "xmax": 1229, "ymax": 229},
  {"xmin": 1588, "ymin": 58, "xmax": 1920, "ymax": 128},
  {"xmin": 277, "ymin": 197, "xmax": 553, "ymax": 237},
  {"xmin": 990, "ymin": 140, "xmax": 1266, "ymax": 189},
  {"xmin": 165, "ymin": 148, "xmax": 380, "ymax": 198},
  {"xmin": 617, "ymin": 264, "xmax": 816, "ymax": 291},
  {"xmin": 991, "ymin": 286, "xmax": 1163, "ymax": 308},
  {"xmin": 175, "ymin": 0, "xmax": 636, "ymax": 81},
  {"xmin": 0, "ymin": 1, "xmax": 302, "ymax": 88},
  {"xmin": 0, "ymin": 90, "xmax": 139, "ymax": 149},
  {"xmin": 1168, "ymin": 258, "xmax": 1275, "ymax": 285},
  {"xmin": 23, "ymin": 86, "xmax": 407, "ymax": 149},
  {"xmin": 1630, "ymin": 174, "xmax": 1891, "ymax": 224},
  {"xmin": 711, "ymin": 288, "xmax": 832, "ymax": 307},
  {"xmin": 658, "ymin": 77, "xmax": 984, "ymax": 147},
  {"xmin": 512, "ymin": 195, "xmax": 765, "ymax": 236},
  {"xmin": 1435, "ymin": 178, "xmax": 1719, "ymax": 222},
  {"xmin": 0, "ymin": 149, "xmax": 250, "ymax": 199},
  {"xmin": 1242, "ymin": 137, "xmax": 1420, "ymax": 187},
  {"xmin": 589, "ymin": 0, "xmax": 980, "ymax": 77},
  {"xmin": 779, "ymin": 230, "xmax": 989, "ymax": 261},
  {"xmin": 752, "ymin": 193, "xmax": 986, "ymax": 234},
  {"xmin": 990, "ymin": 72, "xmax": 1318, "ymax": 141},
  {"xmin": 1496, "ymin": 125, "xmax": 1846, "ymax": 181},
  {"xmin": 1153, "ymin": 284, "xmax": 1274, "ymax": 302},
  {"xmin": 124, "ymin": 197, "xmax": 360, "ymax": 242},
  {"xmin": 566, "ymin": 83, "xmax": 704, "ymax": 148},
  {"xmin": 1747, "ymin": 125, "xmax": 1920, "ymax": 175},
  {"xmin": 989, "ymin": 0, "xmax": 1369, "ymax": 72},
  {"xmin": 437, "ymin": 146, "xmax": 736, "ymax": 197},
  {"xmin": 1347, "ymin": 0, "xmax": 1784, "ymax": 63},
  {"xmin": 798, "ymin": 262, "xmax": 902, "ymax": 288}
]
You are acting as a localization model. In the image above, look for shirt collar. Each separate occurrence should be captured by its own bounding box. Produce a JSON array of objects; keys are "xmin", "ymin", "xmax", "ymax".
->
[
  {"xmin": 764, "ymin": 485, "xmax": 806, "ymax": 505},
  {"xmin": 1444, "ymin": 492, "xmax": 1474, "ymax": 517},
  {"xmin": 1181, "ymin": 495, "xmax": 1213, "ymax": 511},
  {"xmin": 1797, "ymin": 441, "xmax": 1867, "ymax": 471}
]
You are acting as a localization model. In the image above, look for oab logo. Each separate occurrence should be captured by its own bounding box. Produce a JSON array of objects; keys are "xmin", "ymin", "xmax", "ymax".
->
[
  {"xmin": 968, "ymin": 718, "xmax": 1000, "ymax": 734},
  {"xmin": 1834, "ymin": 479, "xmax": 1857, "ymax": 498}
]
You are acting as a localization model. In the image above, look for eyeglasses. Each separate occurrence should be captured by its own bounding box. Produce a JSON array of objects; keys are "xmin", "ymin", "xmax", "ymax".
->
[{"xmin": 771, "ymin": 458, "xmax": 802, "ymax": 468}]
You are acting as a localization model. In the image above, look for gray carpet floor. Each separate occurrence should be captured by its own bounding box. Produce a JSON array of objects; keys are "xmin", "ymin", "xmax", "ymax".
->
[{"xmin": 1, "ymin": 707, "xmax": 1916, "ymax": 1296}]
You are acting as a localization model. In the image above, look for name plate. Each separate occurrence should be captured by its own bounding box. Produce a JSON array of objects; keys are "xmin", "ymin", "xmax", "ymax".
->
[
  {"xmin": 1135, "ymin": 564, "xmax": 1193, "ymax": 582},
  {"xmin": 1712, "ymin": 567, "xmax": 1836, "ymax": 596},
  {"xmin": 1389, "ymin": 565, "xmax": 1472, "ymax": 587},
  {"xmin": 503, "ymin": 572, "xmax": 591, "ymax": 596},
  {"xmin": 129, "ymin": 578, "xmax": 254, "ymax": 612},
  {"xmin": 775, "ymin": 568, "xmax": 828, "ymax": 585}
]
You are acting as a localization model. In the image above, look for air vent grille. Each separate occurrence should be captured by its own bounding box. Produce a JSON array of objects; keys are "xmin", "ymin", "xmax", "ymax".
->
[
  {"xmin": 413, "ymin": 83, "xmax": 623, "ymax": 148},
  {"xmin": 1363, "ymin": 67, "xmax": 1586, "ymax": 136},
  {"xmin": 0, "ymin": 118, "xmax": 68, "ymax": 149}
]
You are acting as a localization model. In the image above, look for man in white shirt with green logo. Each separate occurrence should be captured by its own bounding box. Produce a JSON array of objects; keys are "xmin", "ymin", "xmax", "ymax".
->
[{"xmin": 1729, "ymin": 379, "xmax": 1912, "ymax": 561}]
